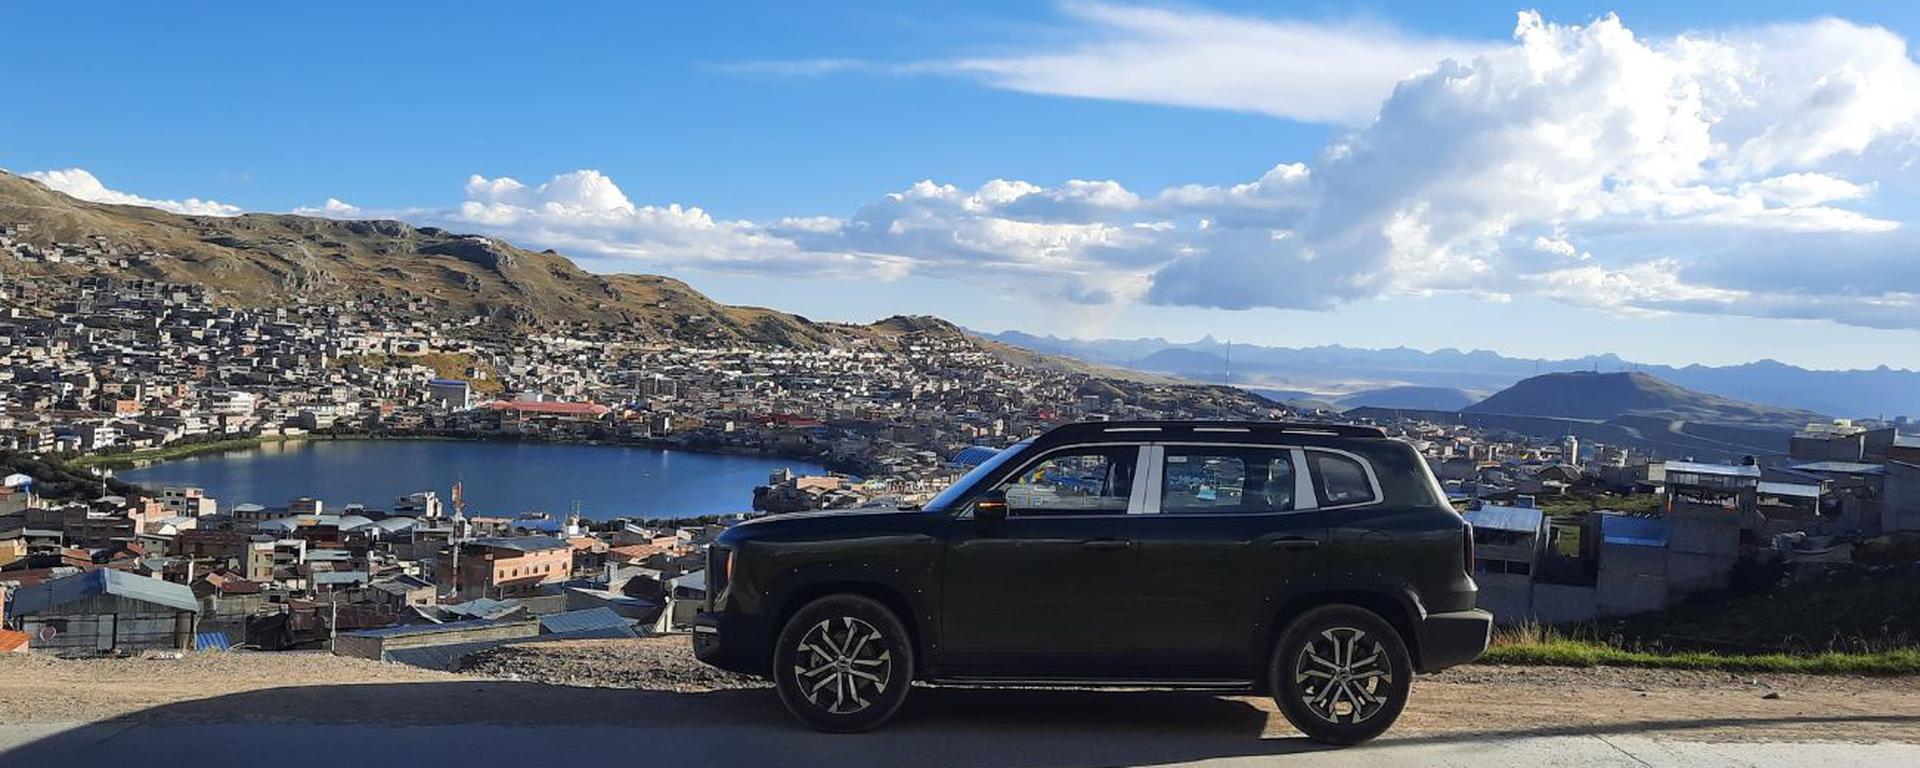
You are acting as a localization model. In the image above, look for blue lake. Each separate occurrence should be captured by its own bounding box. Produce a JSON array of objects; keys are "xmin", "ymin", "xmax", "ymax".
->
[{"xmin": 118, "ymin": 439, "xmax": 823, "ymax": 520}]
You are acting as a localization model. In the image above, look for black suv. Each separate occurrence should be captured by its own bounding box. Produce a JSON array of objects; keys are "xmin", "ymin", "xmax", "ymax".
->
[{"xmin": 693, "ymin": 420, "xmax": 1490, "ymax": 744}]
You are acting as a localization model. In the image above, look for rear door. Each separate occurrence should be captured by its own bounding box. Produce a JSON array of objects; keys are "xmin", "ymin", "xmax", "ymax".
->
[{"xmin": 1129, "ymin": 443, "xmax": 1328, "ymax": 676}]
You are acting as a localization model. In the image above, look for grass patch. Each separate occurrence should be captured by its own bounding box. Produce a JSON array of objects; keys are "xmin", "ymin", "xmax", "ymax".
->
[
  {"xmin": 335, "ymin": 352, "xmax": 504, "ymax": 394},
  {"xmin": 1485, "ymin": 622, "xmax": 1920, "ymax": 675}
]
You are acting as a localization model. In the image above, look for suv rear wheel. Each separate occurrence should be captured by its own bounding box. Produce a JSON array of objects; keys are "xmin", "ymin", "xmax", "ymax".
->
[
  {"xmin": 1269, "ymin": 604, "xmax": 1412, "ymax": 745},
  {"xmin": 773, "ymin": 594, "xmax": 914, "ymax": 733}
]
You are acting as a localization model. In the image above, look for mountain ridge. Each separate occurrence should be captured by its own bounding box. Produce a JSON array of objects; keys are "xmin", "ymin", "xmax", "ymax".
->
[
  {"xmin": 1464, "ymin": 371, "xmax": 1824, "ymax": 429},
  {"xmin": 975, "ymin": 330, "xmax": 1914, "ymax": 419}
]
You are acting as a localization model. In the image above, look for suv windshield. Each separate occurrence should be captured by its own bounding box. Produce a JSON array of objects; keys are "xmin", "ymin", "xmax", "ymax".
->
[{"xmin": 922, "ymin": 440, "xmax": 1032, "ymax": 513}]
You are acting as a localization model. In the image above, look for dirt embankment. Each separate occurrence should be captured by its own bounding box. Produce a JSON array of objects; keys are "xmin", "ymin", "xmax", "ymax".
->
[{"xmin": 3, "ymin": 638, "xmax": 1918, "ymax": 743}]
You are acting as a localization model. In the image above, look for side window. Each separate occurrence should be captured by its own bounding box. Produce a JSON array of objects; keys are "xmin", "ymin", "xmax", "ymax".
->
[
  {"xmin": 998, "ymin": 446, "xmax": 1138, "ymax": 516},
  {"xmin": 1310, "ymin": 451, "xmax": 1378, "ymax": 507},
  {"xmin": 1161, "ymin": 447, "xmax": 1296, "ymax": 514}
]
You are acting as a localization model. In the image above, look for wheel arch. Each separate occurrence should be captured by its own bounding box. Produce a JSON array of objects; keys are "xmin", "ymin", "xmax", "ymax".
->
[
  {"xmin": 1266, "ymin": 588, "xmax": 1423, "ymax": 673},
  {"xmin": 771, "ymin": 581, "xmax": 925, "ymax": 675}
]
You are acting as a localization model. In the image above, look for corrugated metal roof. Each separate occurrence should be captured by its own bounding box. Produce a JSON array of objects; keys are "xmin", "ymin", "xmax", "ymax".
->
[
  {"xmin": 1664, "ymin": 460, "xmax": 1761, "ymax": 478},
  {"xmin": 344, "ymin": 618, "xmax": 506, "ymax": 638},
  {"xmin": 538, "ymin": 607, "xmax": 632, "ymax": 634},
  {"xmin": 1600, "ymin": 514, "xmax": 1668, "ymax": 547},
  {"xmin": 1463, "ymin": 505, "xmax": 1545, "ymax": 534},
  {"xmin": 442, "ymin": 597, "xmax": 523, "ymax": 620},
  {"xmin": 466, "ymin": 536, "xmax": 568, "ymax": 552},
  {"xmin": 9, "ymin": 569, "xmax": 200, "ymax": 615},
  {"xmin": 195, "ymin": 632, "xmax": 232, "ymax": 651},
  {"xmin": 381, "ymin": 626, "xmax": 637, "ymax": 671},
  {"xmin": 1758, "ymin": 481, "xmax": 1821, "ymax": 499},
  {"xmin": 1790, "ymin": 461, "xmax": 1886, "ymax": 475},
  {"xmin": 668, "ymin": 570, "xmax": 707, "ymax": 593}
]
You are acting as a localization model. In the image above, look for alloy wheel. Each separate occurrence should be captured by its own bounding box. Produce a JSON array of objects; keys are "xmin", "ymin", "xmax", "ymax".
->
[
  {"xmin": 1292, "ymin": 625, "xmax": 1393, "ymax": 724},
  {"xmin": 793, "ymin": 616, "xmax": 894, "ymax": 715}
]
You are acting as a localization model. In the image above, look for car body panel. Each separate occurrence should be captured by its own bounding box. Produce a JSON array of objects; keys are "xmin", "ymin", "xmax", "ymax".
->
[{"xmin": 694, "ymin": 420, "xmax": 1490, "ymax": 684}]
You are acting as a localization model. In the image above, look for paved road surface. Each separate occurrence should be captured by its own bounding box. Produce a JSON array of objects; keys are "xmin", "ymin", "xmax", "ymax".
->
[
  {"xmin": 3, "ymin": 685, "xmax": 1916, "ymax": 768},
  {"xmin": 5, "ymin": 719, "xmax": 1918, "ymax": 767}
]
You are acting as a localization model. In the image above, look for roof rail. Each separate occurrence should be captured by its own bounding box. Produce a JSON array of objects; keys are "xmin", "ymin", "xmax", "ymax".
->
[{"xmin": 1046, "ymin": 420, "xmax": 1388, "ymax": 440}]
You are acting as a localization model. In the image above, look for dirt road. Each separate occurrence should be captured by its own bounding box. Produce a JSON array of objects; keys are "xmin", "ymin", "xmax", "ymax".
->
[{"xmin": 1, "ymin": 638, "xmax": 1917, "ymax": 767}]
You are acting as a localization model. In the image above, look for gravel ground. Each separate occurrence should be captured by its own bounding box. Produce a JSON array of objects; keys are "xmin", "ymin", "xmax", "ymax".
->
[
  {"xmin": 3, "ymin": 638, "xmax": 1918, "ymax": 744},
  {"xmin": 457, "ymin": 637, "xmax": 766, "ymax": 692}
]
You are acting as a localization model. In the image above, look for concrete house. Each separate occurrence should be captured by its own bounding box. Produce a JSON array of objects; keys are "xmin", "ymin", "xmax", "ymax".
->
[
  {"xmin": 1462, "ymin": 502, "xmax": 1550, "ymax": 623},
  {"xmin": 6, "ymin": 569, "xmax": 199, "ymax": 652}
]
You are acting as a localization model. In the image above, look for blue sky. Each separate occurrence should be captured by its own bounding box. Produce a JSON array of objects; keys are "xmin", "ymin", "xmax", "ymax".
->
[{"xmin": 7, "ymin": 1, "xmax": 1920, "ymax": 370}]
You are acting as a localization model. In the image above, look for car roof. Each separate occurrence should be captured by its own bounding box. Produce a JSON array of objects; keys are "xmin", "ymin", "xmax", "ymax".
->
[{"xmin": 1034, "ymin": 420, "xmax": 1388, "ymax": 447}]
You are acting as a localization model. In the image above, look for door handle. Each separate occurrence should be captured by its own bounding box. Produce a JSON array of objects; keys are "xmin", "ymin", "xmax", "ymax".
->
[
  {"xmin": 1081, "ymin": 538, "xmax": 1135, "ymax": 551},
  {"xmin": 1268, "ymin": 537, "xmax": 1321, "ymax": 551}
]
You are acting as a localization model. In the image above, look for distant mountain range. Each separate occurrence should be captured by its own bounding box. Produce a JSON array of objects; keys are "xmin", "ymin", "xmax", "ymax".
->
[{"xmin": 976, "ymin": 330, "xmax": 1917, "ymax": 420}]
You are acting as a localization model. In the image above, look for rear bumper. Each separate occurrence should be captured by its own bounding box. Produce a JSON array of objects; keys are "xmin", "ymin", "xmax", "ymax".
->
[
  {"xmin": 1415, "ymin": 608, "xmax": 1492, "ymax": 672},
  {"xmin": 691, "ymin": 611, "xmax": 770, "ymax": 677}
]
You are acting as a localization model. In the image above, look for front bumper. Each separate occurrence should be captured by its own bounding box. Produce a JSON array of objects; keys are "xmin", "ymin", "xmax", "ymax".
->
[
  {"xmin": 690, "ymin": 611, "xmax": 770, "ymax": 677},
  {"xmin": 1415, "ymin": 608, "xmax": 1493, "ymax": 672}
]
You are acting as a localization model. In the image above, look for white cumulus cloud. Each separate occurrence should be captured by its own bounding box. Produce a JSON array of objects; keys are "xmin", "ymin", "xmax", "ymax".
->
[
  {"xmin": 24, "ymin": 168, "xmax": 242, "ymax": 216},
  {"xmin": 23, "ymin": 11, "xmax": 1920, "ymax": 332}
]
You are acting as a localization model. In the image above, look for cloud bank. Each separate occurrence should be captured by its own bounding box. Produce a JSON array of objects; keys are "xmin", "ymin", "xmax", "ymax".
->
[
  {"xmin": 25, "ymin": 168, "xmax": 242, "ymax": 216},
  {"xmin": 31, "ymin": 11, "xmax": 1920, "ymax": 332}
]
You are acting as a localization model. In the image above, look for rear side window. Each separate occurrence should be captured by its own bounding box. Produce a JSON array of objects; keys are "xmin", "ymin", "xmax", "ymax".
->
[
  {"xmin": 1160, "ymin": 446, "xmax": 1297, "ymax": 514},
  {"xmin": 1310, "ymin": 451, "xmax": 1378, "ymax": 507}
]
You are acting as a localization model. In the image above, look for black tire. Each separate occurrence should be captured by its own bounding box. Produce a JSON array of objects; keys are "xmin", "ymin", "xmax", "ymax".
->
[
  {"xmin": 1270, "ymin": 604, "xmax": 1413, "ymax": 746},
  {"xmin": 772, "ymin": 594, "xmax": 914, "ymax": 733}
]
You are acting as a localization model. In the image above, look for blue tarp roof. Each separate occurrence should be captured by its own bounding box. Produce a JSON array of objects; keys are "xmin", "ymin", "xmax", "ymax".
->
[
  {"xmin": 538, "ymin": 607, "xmax": 632, "ymax": 634},
  {"xmin": 951, "ymin": 445, "xmax": 1003, "ymax": 468},
  {"xmin": 1600, "ymin": 514, "xmax": 1669, "ymax": 547}
]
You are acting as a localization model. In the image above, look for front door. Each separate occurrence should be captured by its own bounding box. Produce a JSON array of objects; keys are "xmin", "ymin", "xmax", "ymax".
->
[
  {"xmin": 1130, "ymin": 444, "xmax": 1327, "ymax": 675},
  {"xmin": 939, "ymin": 444, "xmax": 1147, "ymax": 675}
]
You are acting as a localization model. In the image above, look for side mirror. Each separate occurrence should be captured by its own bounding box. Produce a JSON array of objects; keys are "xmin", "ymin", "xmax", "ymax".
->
[{"xmin": 973, "ymin": 490, "xmax": 1009, "ymax": 526}]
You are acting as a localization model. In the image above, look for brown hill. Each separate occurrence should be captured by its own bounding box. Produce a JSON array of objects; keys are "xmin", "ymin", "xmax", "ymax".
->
[
  {"xmin": 0, "ymin": 171, "xmax": 880, "ymax": 347},
  {"xmin": 1464, "ymin": 371, "xmax": 1823, "ymax": 430}
]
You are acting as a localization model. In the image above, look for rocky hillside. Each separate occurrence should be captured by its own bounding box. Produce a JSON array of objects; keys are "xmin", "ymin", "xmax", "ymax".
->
[
  {"xmin": 1464, "ymin": 371, "xmax": 1822, "ymax": 429},
  {"xmin": 0, "ymin": 171, "xmax": 922, "ymax": 348}
]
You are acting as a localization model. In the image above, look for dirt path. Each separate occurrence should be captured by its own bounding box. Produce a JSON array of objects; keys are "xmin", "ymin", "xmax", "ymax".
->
[{"xmin": 2, "ymin": 638, "xmax": 1917, "ymax": 744}]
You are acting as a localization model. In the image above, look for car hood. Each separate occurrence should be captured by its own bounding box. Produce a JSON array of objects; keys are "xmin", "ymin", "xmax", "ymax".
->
[{"xmin": 735, "ymin": 507, "xmax": 921, "ymax": 526}]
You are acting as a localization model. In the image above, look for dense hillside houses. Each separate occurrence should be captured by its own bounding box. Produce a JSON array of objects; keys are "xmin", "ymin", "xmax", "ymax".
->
[
  {"xmin": 0, "ymin": 264, "xmax": 1279, "ymax": 656},
  {"xmin": 3, "ymin": 230, "xmax": 1919, "ymax": 657}
]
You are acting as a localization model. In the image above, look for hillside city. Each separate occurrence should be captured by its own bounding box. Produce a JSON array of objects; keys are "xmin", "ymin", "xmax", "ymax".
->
[{"xmin": 2, "ymin": 229, "xmax": 1919, "ymax": 665}]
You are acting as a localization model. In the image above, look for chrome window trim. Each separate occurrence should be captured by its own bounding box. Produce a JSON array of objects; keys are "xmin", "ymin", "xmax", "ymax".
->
[
  {"xmin": 1136, "ymin": 445, "xmax": 1165, "ymax": 515},
  {"xmin": 955, "ymin": 441, "xmax": 1152, "ymax": 520},
  {"xmin": 1302, "ymin": 446, "xmax": 1386, "ymax": 511}
]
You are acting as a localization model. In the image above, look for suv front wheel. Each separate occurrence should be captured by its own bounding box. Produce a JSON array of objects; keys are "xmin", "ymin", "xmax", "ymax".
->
[
  {"xmin": 1270, "ymin": 604, "xmax": 1413, "ymax": 745},
  {"xmin": 773, "ymin": 594, "xmax": 914, "ymax": 733}
]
